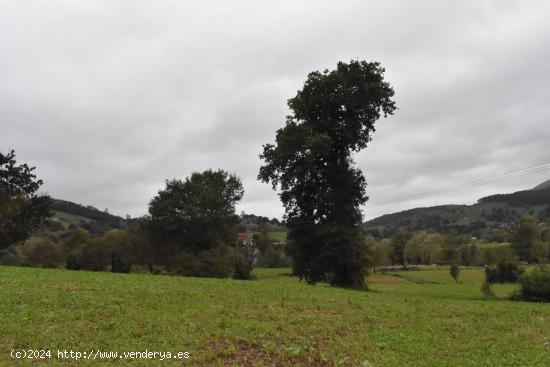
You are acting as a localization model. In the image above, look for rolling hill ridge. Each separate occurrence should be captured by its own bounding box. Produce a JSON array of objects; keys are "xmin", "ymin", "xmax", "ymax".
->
[{"xmin": 362, "ymin": 180, "xmax": 550, "ymax": 238}]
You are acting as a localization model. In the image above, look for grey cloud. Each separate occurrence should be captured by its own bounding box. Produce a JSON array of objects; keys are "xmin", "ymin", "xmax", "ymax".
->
[{"xmin": 1, "ymin": 0, "xmax": 549, "ymax": 221}]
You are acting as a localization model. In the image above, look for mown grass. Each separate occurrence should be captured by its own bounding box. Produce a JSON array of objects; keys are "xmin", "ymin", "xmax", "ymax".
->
[{"xmin": 1, "ymin": 266, "xmax": 549, "ymax": 366}]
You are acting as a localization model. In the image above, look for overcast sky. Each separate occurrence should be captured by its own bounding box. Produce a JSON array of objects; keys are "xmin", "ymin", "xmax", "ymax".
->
[{"xmin": 1, "ymin": 1, "xmax": 549, "ymax": 220}]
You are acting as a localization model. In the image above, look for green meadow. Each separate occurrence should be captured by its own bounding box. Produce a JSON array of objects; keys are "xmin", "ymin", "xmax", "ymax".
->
[
  {"xmin": 267, "ymin": 232, "xmax": 288, "ymax": 242},
  {"xmin": 1, "ymin": 266, "xmax": 549, "ymax": 366}
]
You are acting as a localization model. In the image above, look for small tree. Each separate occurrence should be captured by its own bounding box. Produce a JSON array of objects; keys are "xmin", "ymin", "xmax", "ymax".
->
[
  {"xmin": 389, "ymin": 231, "xmax": 412, "ymax": 266},
  {"xmin": 102, "ymin": 229, "xmax": 136, "ymax": 273},
  {"xmin": 481, "ymin": 279, "xmax": 495, "ymax": 299},
  {"xmin": 450, "ymin": 259, "xmax": 460, "ymax": 283},
  {"xmin": 15, "ymin": 236, "xmax": 64, "ymax": 268},
  {"xmin": 146, "ymin": 169, "xmax": 250, "ymax": 278},
  {"xmin": 1, "ymin": 150, "xmax": 51, "ymax": 250},
  {"xmin": 510, "ymin": 215, "xmax": 539, "ymax": 262},
  {"xmin": 512, "ymin": 266, "xmax": 550, "ymax": 302},
  {"xmin": 533, "ymin": 239, "xmax": 549, "ymax": 264},
  {"xmin": 147, "ymin": 169, "xmax": 243, "ymax": 253}
]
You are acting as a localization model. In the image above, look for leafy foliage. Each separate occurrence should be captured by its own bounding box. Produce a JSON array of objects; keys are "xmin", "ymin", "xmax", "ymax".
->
[
  {"xmin": 259, "ymin": 60, "xmax": 396, "ymax": 286},
  {"xmin": 15, "ymin": 237, "xmax": 64, "ymax": 268},
  {"xmin": 147, "ymin": 169, "xmax": 243, "ymax": 253},
  {"xmin": 480, "ymin": 279, "xmax": 495, "ymax": 298},
  {"xmin": 0, "ymin": 150, "xmax": 51, "ymax": 250},
  {"xmin": 145, "ymin": 169, "xmax": 251, "ymax": 279},
  {"xmin": 450, "ymin": 260, "xmax": 460, "ymax": 282},
  {"xmin": 389, "ymin": 231, "xmax": 412, "ymax": 266},
  {"xmin": 484, "ymin": 260, "xmax": 524, "ymax": 284},
  {"xmin": 513, "ymin": 266, "xmax": 550, "ymax": 302},
  {"xmin": 510, "ymin": 215, "xmax": 539, "ymax": 261}
]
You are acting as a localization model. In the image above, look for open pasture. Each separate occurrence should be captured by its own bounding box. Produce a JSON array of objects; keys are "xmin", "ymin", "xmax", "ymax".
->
[{"xmin": 1, "ymin": 266, "xmax": 548, "ymax": 366}]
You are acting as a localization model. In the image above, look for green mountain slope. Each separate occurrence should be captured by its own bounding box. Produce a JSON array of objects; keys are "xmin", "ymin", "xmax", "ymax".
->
[
  {"xmin": 363, "ymin": 180, "xmax": 550, "ymax": 238},
  {"xmin": 47, "ymin": 199, "xmax": 124, "ymax": 234}
]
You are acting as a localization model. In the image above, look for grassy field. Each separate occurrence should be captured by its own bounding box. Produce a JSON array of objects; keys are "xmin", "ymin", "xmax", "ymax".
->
[
  {"xmin": 1, "ymin": 266, "xmax": 549, "ymax": 366},
  {"xmin": 267, "ymin": 231, "xmax": 287, "ymax": 242},
  {"xmin": 477, "ymin": 242, "xmax": 510, "ymax": 250}
]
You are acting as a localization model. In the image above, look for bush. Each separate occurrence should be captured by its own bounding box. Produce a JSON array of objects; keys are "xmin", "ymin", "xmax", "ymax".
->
[
  {"xmin": 197, "ymin": 247, "xmax": 234, "ymax": 278},
  {"xmin": 103, "ymin": 230, "xmax": 135, "ymax": 273},
  {"xmin": 512, "ymin": 266, "xmax": 550, "ymax": 302},
  {"xmin": 231, "ymin": 246, "xmax": 254, "ymax": 280},
  {"xmin": 169, "ymin": 245, "xmax": 254, "ymax": 279},
  {"xmin": 256, "ymin": 243, "xmax": 292, "ymax": 268},
  {"xmin": 111, "ymin": 252, "xmax": 132, "ymax": 273},
  {"xmin": 79, "ymin": 238, "xmax": 110, "ymax": 271},
  {"xmin": 15, "ymin": 237, "xmax": 64, "ymax": 268},
  {"xmin": 0, "ymin": 250, "xmax": 22, "ymax": 266},
  {"xmin": 485, "ymin": 260, "xmax": 524, "ymax": 284},
  {"xmin": 450, "ymin": 261, "xmax": 460, "ymax": 282},
  {"xmin": 66, "ymin": 250, "xmax": 82, "ymax": 270},
  {"xmin": 481, "ymin": 280, "xmax": 495, "ymax": 299}
]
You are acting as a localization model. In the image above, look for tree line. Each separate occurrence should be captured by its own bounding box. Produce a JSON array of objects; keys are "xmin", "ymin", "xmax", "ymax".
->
[
  {"xmin": 3, "ymin": 60, "xmax": 549, "ymax": 290},
  {"xmin": 368, "ymin": 215, "xmax": 550, "ymax": 269},
  {"xmin": 1, "ymin": 151, "xmax": 292, "ymax": 278}
]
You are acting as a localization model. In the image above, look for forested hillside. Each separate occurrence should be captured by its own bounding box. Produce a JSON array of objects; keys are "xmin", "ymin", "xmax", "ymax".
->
[
  {"xmin": 46, "ymin": 199, "xmax": 125, "ymax": 234},
  {"xmin": 363, "ymin": 182, "xmax": 550, "ymax": 239}
]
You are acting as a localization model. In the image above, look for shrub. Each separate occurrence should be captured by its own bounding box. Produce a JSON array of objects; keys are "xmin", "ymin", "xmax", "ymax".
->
[
  {"xmin": 79, "ymin": 238, "xmax": 110, "ymax": 271},
  {"xmin": 197, "ymin": 247, "xmax": 234, "ymax": 278},
  {"xmin": 149, "ymin": 243, "xmax": 254, "ymax": 279},
  {"xmin": 485, "ymin": 260, "xmax": 524, "ymax": 284},
  {"xmin": 512, "ymin": 266, "xmax": 550, "ymax": 302},
  {"xmin": 66, "ymin": 250, "xmax": 82, "ymax": 270},
  {"xmin": 481, "ymin": 279, "xmax": 495, "ymax": 299},
  {"xmin": 170, "ymin": 250, "xmax": 205, "ymax": 276},
  {"xmin": 103, "ymin": 230, "xmax": 136, "ymax": 273},
  {"xmin": 450, "ymin": 261, "xmax": 460, "ymax": 282},
  {"xmin": 256, "ymin": 243, "xmax": 292, "ymax": 268},
  {"xmin": 111, "ymin": 252, "xmax": 132, "ymax": 273},
  {"xmin": 231, "ymin": 246, "xmax": 254, "ymax": 280},
  {"xmin": 15, "ymin": 237, "xmax": 64, "ymax": 268},
  {"xmin": 0, "ymin": 250, "xmax": 22, "ymax": 266}
]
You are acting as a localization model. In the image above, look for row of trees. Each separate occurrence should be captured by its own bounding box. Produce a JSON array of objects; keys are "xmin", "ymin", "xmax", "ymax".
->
[
  {"xmin": 367, "ymin": 216, "xmax": 550, "ymax": 269},
  {"xmin": 369, "ymin": 231, "xmax": 480, "ymax": 268},
  {"xmin": 0, "ymin": 150, "xmax": 258, "ymax": 278},
  {"xmin": 6, "ymin": 59, "xmax": 547, "ymax": 289},
  {"xmin": 3, "ymin": 61, "xmax": 400, "ymax": 287},
  {"xmin": 3, "ymin": 146, "xmax": 549, "ymax": 281}
]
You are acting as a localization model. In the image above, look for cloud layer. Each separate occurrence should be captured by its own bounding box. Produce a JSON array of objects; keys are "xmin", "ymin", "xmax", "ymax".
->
[{"xmin": 1, "ymin": 1, "xmax": 549, "ymax": 220}]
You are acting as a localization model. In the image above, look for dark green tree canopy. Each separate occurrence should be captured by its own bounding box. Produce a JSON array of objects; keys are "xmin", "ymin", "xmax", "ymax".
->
[
  {"xmin": 259, "ymin": 60, "xmax": 396, "ymax": 286},
  {"xmin": 287, "ymin": 61, "xmax": 396, "ymax": 153},
  {"xmin": 147, "ymin": 169, "xmax": 244, "ymax": 252},
  {"xmin": 1, "ymin": 150, "xmax": 51, "ymax": 249},
  {"xmin": 510, "ymin": 215, "xmax": 539, "ymax": 261},
  {"xmin": 259, "ymin": 61, "xmax": 395, "ymax": 225},
  {"xmin": 1, "ymin": 150, "xmax": 43, "ymax": 199}
]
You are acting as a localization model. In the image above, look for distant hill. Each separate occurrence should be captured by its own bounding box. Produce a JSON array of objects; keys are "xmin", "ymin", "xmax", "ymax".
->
[
  {"xmin": 46, "ymin": 199, "xmax": 125, "ymax": 234},
  {"xmin": 46, "ymin": 199, "xmax": 286, "ymax": 236},
  {"xmin": 362, "ymin": 180, "xmax": 550, "ymax": 239},
  {"xmin": 533, "ymin": 179, "xmax": 550, "ymax": 191}
]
